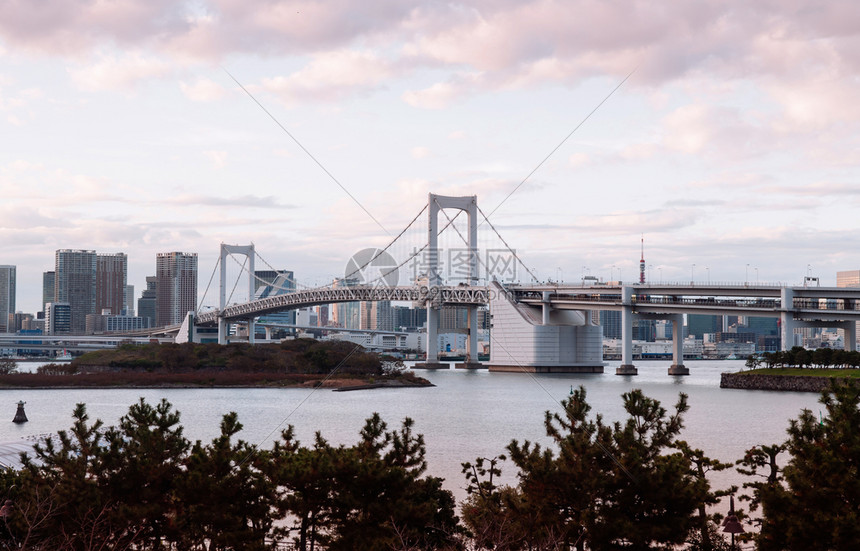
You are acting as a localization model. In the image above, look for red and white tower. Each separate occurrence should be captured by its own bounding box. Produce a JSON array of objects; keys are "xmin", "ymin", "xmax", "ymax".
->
[{"xmin": 639, "ymin": 235, "xmax": 645, "ymax": 284}]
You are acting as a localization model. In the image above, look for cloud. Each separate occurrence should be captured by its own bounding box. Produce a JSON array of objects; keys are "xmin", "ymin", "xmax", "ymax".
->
[
  {"xmin": 261, "ymin": 49, "xmax": 394, "ymax": 104},
  {"xmin": 180, "ymin": 77, "xmax": 226, "ymax": 101},
  {"xmin": 411, "ymin": 146, "xmax": 431, "ymax": 159},
  {"xmin": 68, "ymin": 52, "xmax": 172, "ymax": 91}
]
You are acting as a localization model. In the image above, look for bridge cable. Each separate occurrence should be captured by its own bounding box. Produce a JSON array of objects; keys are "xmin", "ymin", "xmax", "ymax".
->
[
  {"xmin": 222, "ymin": 67, "xmax": 390, "ymax": 236},
  {"xmin": 482, "ymin": 67, "xmax": 636, "ymax": 223},
  {"xmin": 372, "ymin": 209, "xmax": 465, "ymax": 288},
  {"xmin": 196, "ymin": 256, "xmax": 222, "ymax": 316},
  {"xmin": 225, "ymin": 254, "xmax": 249, "ymax": 306},
  {"xmin": 342, "ymin": 204, "xmax": 428, "ymax": 284},
  {"xmin": 477, "ymin": 204, "xmax": 541, "ymax": 283}
]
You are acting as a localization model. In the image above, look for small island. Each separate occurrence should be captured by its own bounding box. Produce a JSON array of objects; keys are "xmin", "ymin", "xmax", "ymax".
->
[
  {"xmin": 721, "ymin": 346, "xmax": 860, "ymax": 391},
  {"xmin": 0, "ymin": 339, "xmax": 431, "ymax": 390}
]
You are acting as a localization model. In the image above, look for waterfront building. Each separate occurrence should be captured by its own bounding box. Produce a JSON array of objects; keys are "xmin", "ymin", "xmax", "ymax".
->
[
  {"xmin": 55, "ymin": 249, "xmax": 97, "ymax": 334},
  {"xmin": 393, "ymin": 305, "xmax": 427, "ymax": 331},
  {"xmin": 8, "ymin": 312, "xmax": 33, "ymax": 333},
  {"xmin": 156, "ymin": 252, "xmax": 198, "ymax": 326},
  {"xmin": 96, "ymin": 253, "xmax": 127, "ymax": 317},
  {"xmin": 687, "ymin": 314, "xmax": 721, "ymax": 339},
  {"xmin": 837, "ymin": 270, "xmax": 860, "ymax": 348},
  {"xmin": 137, "ymin": 276, "xmax": 157, "ymax": 328},
  {"xmin": 599, "ymin": 310, "xmax": 621, "ymax": 339},
  {"xmin": 106, "ymin": 315, "xmax": 149, "ymax": 332},
  {"xmin": 125, "ymin": 285, "xmax": 135, "ymax": 316},
  {"xmin": 0, "ymin": 265, "xmax": 15, "ymax": 333},
  {"xmin": 254, "ymin": 270, "xmax": 296, "ymax": 337},
  {"xmin": 42, "ymin": 271, "xmax": 55, "ymax": 314},
  {"xmin": 331, "ymin": 278, "xmax": 360, "ymax": 329},
  {"xmin": 45, "ymin": 302, "xmax": 72, "ymax": 335}
]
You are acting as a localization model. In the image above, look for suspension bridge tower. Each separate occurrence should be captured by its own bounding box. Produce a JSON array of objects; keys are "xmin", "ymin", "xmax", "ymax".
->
[
  {"xmin": 415, "ymin": 193, "xmax": 483, "ymax": 369},
  {"xmin": 219, "ymin": 243, "xmax": 256, "ymax": 344}
]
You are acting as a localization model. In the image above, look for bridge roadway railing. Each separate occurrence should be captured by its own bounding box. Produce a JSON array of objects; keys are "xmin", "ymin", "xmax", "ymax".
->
[{"xmin": 195, "ymin": 285, "xmax": 491, "ymax": 325}]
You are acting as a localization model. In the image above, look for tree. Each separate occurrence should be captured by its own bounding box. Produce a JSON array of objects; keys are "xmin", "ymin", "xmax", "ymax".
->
[
  {"xmin": 741, "ymin": 382, "xmax": 860, "ymax": 550},
  {"xmin": 0, "ymin": 357, "xmax": 17, "ymax": 375},
  {"xmin": 489, "ymin": 387, "xmax": 708, "ymax": 551},
  {"xmin": 99, "ymin": 398, "xmax": 191, "ymax": 547},
  {"xmin": 175, "ymin": 412, "xmax": 274, "ymax": 550}
]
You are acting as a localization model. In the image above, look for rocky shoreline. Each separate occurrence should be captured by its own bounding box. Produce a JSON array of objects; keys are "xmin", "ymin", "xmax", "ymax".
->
[{"xmin": 720, "ymin": 372, "xmax": 846, "ymax": 392}]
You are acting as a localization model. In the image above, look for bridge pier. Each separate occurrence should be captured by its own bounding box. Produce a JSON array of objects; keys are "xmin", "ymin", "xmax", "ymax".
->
[
  {"xmin": 780, "ymin": 287, "xmax": 798, "ymax": 351},
  {"xmin": 414, "ymin": 302, "xmax": 447, "ymax": 369},
  {"xmin": 668, "ymin": 313, "xmax": 689, "ymax": 375},
  {"xmin": 617, "ymin": 286, "xmax": 637, "ymax": 375}
]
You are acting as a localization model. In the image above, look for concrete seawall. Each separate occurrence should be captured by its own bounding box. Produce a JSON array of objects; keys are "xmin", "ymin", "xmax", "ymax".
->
[{"xmin": 720, "ymin": 373, "xmax": 847, "ymax": 392}]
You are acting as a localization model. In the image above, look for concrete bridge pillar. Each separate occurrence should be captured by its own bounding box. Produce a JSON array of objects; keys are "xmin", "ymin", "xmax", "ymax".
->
[
  {"xmin": 264, "ymin": 326, "xmax": 272, "ymax": 340},
  {"xmin": 668, "ymin": 313, "xmax": 689, "ymax": 375},
  {"xmin": 844, "ymin": 321, "xmax": 857, "ymax": 352},
  {"xmin": 780, "ymin": 287, "xmax": 797, "ymax": 351},
  {"xmin": 617, "ymin": 286, "xmax": 637, "ymax": 375}
]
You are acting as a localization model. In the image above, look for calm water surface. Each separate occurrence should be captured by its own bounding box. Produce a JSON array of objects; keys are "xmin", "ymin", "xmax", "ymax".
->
[{"xmin": 0, "ymin": 360, "xmax": 821, "ymax": 502}]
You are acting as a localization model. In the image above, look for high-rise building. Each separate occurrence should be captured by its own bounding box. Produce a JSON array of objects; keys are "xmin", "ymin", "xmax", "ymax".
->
[
  {"xmin": 331, "ymin": 277, "xmax": 360, "ymax": 329},
  {"xmin": 125, "ymin": 284, "xmax": 135, "ymax": 316},
  {"xmin": 255, "ymin": 270, "xmax": 297, "ymax": 335},
  {"xmin": 687, "ymin": 315, "xmax": 721, "ymax": 339},
  {"xmin": 837, "ymin": 270, "xmax": 860, "ymax": 288},
  {"xmin": 55, "ymin": 249, "xmax": 97, "ymax": 334},
  {"xmin": 836, "ymin": 270, "xmax": 860, "ymax": 348},
  {"xmin": 96, "ymin": 253, "xmax": 127, "ymax": 316},
  {"xmin": 45, "ymin": 302, "xmax": 72, "ymax": 335},
  {"xmin": 156, "ymin": 252, "xmax": 198, "ymax": 326},
  {"xmin": 42, "ymin": 271, "xmax": 55, "ymax": 314},
  {"xmin": 138, "ymin": 276, "xmax": 157, "ymax": 327},
  {"xmin": 0, "ymin": 265, "xmax": 15, "ymax": 333}
]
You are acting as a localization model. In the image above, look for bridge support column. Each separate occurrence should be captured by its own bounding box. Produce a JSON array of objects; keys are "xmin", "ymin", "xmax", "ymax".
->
[
  {"xmin": 248, "ymin": 319, "xmax": 256, "ymax": 344},
  {"xmin": 617, "ymin": 286, "xmax": 637, "ymax": 375},
  {"xmin": 415, "ymin": 301, "xmax": 446, "ymax": 369},
  {"xmin": 218, "ymin": 318, "xmax": 227, "ymax": 345},
  {"xmin": 844, "ymin": 321, "xmax": 857, "ymax": 352},
  {"xmin": 668, "ymin": 313, "xmax": 689, "ymax": 375},
  {"xmin": 264, "ymin": 326, "xmax": 272, "ymax": 340},
  {"xmin": 456, "ymin": 306, "xmax": 485, "ymax": 369},
  {"xmin": 780, "ymin": 287, "xmax": 797, "ymax": 351}
]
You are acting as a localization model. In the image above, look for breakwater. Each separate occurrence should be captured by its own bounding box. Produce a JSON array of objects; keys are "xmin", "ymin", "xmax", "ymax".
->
[{"xmin": 720, "ymin": 372, "xmax": 847, "ymax": 392}]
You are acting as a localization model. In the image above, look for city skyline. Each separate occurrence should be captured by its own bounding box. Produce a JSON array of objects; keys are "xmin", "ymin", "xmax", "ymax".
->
[{"xmin": 2, "ymin": 1, "xmax": 860, "ymax": 313}]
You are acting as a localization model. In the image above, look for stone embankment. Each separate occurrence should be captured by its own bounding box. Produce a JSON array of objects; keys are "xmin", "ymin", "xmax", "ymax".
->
[{"xmin": 720, "ymin": 373, "xmax": 845, "ymax": 392}]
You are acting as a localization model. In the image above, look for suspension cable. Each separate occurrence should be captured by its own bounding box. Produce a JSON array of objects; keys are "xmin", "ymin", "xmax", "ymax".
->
[
  {"xmin": 196, "ymin": 256, "xmax": 221, "ymax": 316},
  {"xmin": 477, "ymin": 204, "xmax": 541, "ymax": 282}
]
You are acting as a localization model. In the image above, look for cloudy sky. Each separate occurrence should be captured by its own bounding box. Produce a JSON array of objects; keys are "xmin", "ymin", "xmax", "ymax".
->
[{"xmin": 2, "ymin": 0, "xmax": 860, "ymax": 313}]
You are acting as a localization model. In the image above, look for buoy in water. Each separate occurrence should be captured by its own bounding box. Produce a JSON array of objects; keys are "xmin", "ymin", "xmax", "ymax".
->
[{"xmin": 12, "ymin": 401, "xmax": 27, "ymax": 424}]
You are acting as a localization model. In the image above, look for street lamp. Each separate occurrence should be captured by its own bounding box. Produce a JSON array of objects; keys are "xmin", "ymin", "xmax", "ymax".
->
[
  {"xmin": 745, "ymin": 263, "xmax": 749, "ymax": 285},
  {"xmin": 721, "ymin": 496, "xmax": 744, "ymax": 550},
  {"xmin": 611, "ymin": 265, "xmax": 617, "ymax": 282},
  {"xmin": 755, "ymin": 267, "xmax": 759, "ymax": 284},
  {"xmin": 706, "ymin": 266, "xmax": 710, "ymax": 284},
  {"xmin": 691, "ymin": 263, "xmax": 696, "ymax": 285}
]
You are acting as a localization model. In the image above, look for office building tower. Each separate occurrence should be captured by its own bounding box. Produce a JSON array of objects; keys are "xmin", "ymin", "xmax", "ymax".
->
[
  {"xmin": 837, "ymin": 270, "xmax": 860, "ymax": 348},
  {"xmin": 96, "ymin": 253, "xmax": 127, "ymax": 316},
  {"xmin": 687, "ymin": 315, "xmax": 721, "ymax": 339},
  {"xmin": 138, "ymin": 276, "xmax": 157, "ymax": 327},
  {"xmin": 45, "ymin": 302, "xmax": 72, "ymax": 335},
  {"xmin": 42, "ymin": 271, "xmax": 55, "ymax": 314},
  {"xmin": 156, "ymin": 252, "xmax": 198, "ymax": 326},
  {"xmin": 125, "ymin": 285, "xmax": 135, "ymax": 316},
  {"xmin": 0, "ymin": 265, "xmax": 14, "ymax": 333},
  {"xmin": 255, "ymin": 270, "xmax": 297, "ymax": 334},
  {"xmin": 55, "ymin": 249, "xmax": 97, "ymax": 334},
  {"xmin": 331, "ymin": 277, "xmax": 360, "ymax": 329}
]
